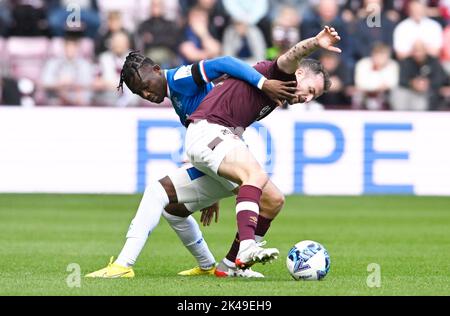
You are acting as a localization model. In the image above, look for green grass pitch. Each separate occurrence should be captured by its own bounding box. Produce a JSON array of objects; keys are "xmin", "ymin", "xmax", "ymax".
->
[{"xmin": 0, "ymin": 194, "xmax": 449, "ymax": 296}]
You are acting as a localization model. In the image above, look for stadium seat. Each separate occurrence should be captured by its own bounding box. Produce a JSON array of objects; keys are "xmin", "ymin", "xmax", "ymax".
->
[{"xmin": 6, "ymin": 37, "xmax": 50, "ymax": 82}]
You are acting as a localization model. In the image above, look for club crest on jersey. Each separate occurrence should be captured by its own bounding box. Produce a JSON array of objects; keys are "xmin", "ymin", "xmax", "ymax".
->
[
  {"xmin": 221, "ymin": 128, "xmax": 232, "ymax": 136},
  {"xmin": 221, "ymin": 128, "xmax": 238, "ymax": 139},
  {"xmin": 221, "ymin": 128, "xmax": 243, "ymax": 138},
  {"xmin": 172, "ymin": 96, "xmax": 182, "ymax": 110},
  {"xmin": 173, "ymin": 65, "xmax": 193, "ymax": 81}
]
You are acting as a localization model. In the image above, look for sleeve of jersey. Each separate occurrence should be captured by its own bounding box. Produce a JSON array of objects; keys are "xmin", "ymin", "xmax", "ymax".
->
[
  {"xmin": 197, "ymin": 56, "xmax": 268, "ymax": 90},
  {"xmin": 268, "ymin": 58, "xmax": 297, "ymax": 82}
]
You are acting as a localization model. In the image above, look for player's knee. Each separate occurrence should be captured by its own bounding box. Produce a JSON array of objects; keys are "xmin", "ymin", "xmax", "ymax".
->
[
  {"xmin": 162, "ymin": 210, "xmax": 181, "ymax": 223},
  {"xmin": 273, "ymin": 193, "xmax": 285, "ymax": 212},
  {"xmin": 262, "ymin": 192, "xmax": 285, "ymax": 217},
  {"xmin": 164, "ymin": 203, "xmax": 191, "ymax": 218},
  {"xmin": 157, "ymin": 176, "xmax": 178, "ymax": 204},
  {"xmin": 275, "ymin": 194, "xmax": 285, "ymax": 215}
]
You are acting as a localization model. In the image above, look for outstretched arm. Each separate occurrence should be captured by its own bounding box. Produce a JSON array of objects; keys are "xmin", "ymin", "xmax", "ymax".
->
[
  {"xmin": 201, "ymin": 56, "xmax": 266, "ymax": 89},
  {"xmin": 277, "ymin": 26, "xmax": 342, "ymax": 74},
  {"xmin": 199, "ymin": 56, "xmax": 296, "ymax": 102}
]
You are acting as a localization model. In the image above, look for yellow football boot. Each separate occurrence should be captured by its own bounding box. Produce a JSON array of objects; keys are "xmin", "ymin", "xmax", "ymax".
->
[
  {"xmin": 177, "ymin": 265, "xmax": 216, "ymax": 276},
  {"xmin": 85, "ymin": 257, "xmax": 135, "ymax": 278}
]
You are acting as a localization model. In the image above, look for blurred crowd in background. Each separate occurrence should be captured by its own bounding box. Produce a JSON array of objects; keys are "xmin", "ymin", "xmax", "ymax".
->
[{"xmin": 1, "ymin": 0, "xmax": 450, "ymax": 111}]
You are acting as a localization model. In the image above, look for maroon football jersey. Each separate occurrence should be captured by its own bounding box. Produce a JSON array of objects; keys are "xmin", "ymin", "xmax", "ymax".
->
[{"xmin": 186, "ymin": 60, "xmax": 296, "ymax": 131}]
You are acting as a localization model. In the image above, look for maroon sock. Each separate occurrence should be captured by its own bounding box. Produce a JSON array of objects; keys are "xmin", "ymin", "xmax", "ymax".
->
[
  {"xmin": 225, "ymin": 233, "xmax": 240, "ymax": 262},
  {"xmin": 225, "ymin": 215, "xmax": 273, "ymax": 262},
  {"xmin": 255, "ymin": 215, "xmax": 272, "ymax": 237},
  {"xmin": 236, "ymin": 185, "xmax": 262, "ymax": 242}
]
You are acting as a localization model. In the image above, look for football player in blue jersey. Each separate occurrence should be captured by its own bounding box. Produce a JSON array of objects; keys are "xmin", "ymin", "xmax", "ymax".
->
[
  {"xmin": 118, "ymin": 52, "xmax": 297, "ymax": 126},
  {"xmin": 86, "ymin": 52, "xmax": 297, "ymax": 278}
]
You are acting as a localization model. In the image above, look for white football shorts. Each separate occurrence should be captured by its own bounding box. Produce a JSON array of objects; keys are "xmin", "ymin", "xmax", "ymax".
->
[
  {"xmin": 185, "ymin": 119, "xmax": 247, "ymax": 192},
  {"xmin": 168, "ymin": 163, "xmax": 235, "ymax": 213}
]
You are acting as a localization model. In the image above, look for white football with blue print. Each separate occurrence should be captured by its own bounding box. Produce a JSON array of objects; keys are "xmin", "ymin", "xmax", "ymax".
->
[{"xmin": 286, "ymin": 240, "xmax": 330, "ymax": 281}]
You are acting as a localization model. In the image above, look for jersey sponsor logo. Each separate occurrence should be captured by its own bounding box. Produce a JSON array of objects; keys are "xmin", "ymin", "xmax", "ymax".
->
[
  {"xmin": 173, "ymin": 65, "xmax": 193, "ymax": 81},
  {"xmin": 256, "ymin": 105, "xmax": 275, "ymax": 121}
]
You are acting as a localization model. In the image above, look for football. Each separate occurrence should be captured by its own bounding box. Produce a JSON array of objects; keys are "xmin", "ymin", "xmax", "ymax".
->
[{"xmin": 286, "ymin": 240, "xmax": 330, "ymax": 281}]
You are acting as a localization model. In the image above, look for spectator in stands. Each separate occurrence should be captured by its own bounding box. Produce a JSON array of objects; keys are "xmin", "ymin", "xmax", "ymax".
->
[
  {"xmin": 342, "ymin": 0, "xmax": 401, "ymax": 23},
  {"xmin": 48, "ymin": 0, "xmax": 101, "ymax": 39},
  {"xmin": 305, "ymin": 0, "xmax": 347, "ymax": 20},
  {"xmin": 316, "ymin": 51, "xmax": 353, "ymax": 108},
  {"xmin": 0, "ymin": 0, "xmax": 11, "ymax": 37},
  {"xmin": 193, "ymin": 0, "xmax": 230, "ymax": 41},
  {"xmin": 0, "ymin": 74, "xmax": 21, "ymax": 106},
  {"xmin": 179, "ymin": 6, "xmax": 221, "ymax": 64},
  {"xmin": 0, "ymin": 0, "xmax": 11, "ymax": 36},
  {"xmin": 222, "ymin": 20, "xmax": 267, "ymax": 66},
  {"xmin": 412, "ymin": 0, "xmax": 448, "ymax": 27},
  {"xmin": 95, "ymin": 10, "xmax": 133, "ymax": 56},
  {"xmin": 136, "ymin": 0, "xmax": 181, "ymax": 25},
  {"xmin": 223, "ymin": 0, "xmax": 272, "ymax": 43},
  {"xmin": 268, "ymin": 0, "xmax": 311, "ymax": 20},
  {"xmin": 441, "ymin": 21, "xmax": 450, "ymax": 74},
  {"xmin": 354, "ymin": 43, "xmax": 399, "ymax": 110},
  {"xmin": 267, "ymin": 5, "xmax": 301, "ymax": 60},
  {"xmin": 391, "ymin": 41, "xmax": 448, "ymax": 111},
  {"xmin": 393, "ymin": 0, "xmax": 443, "ymax": 59},
  {"xmin": 6, "ymin": 0, "xmax": 48, "ymax": 36},
  {"xmin": 351, "ymin": 0, "xmax": 397, "ymax": 61},
  {"xmin": 93, "ymin": 31, "xmax": 138, "ymax": 107},
  {"xmin": 136, "ymin": 0, "xmax": 181, "ymax": 68},
  {"xmin": 222, "ymin": 0, "xmax": 269, "ymax": 26},
  {"xmin": 439, "ymin": 75, "xmax": 450, "ymax": 109},
  {"xmin": 42, "ymin": 35, "xmax": 94, "ymax": 106},
  {"xmin": 180, "ymin": 0, "xmax": 230, "ymax": 35},
  {"xmin": 375, "ymin": 0, "xmax": 444, "ymax": 21},
  {"xmin": 440, "ymin": 0, "xmax": 450, "ymax": 24},
  {"xmin": 301, "ymin": 0, "xmax": 352, "ymax": 67}
]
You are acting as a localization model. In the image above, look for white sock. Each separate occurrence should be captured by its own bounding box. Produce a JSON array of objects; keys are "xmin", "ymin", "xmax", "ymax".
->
[
  {"xmin": 222, "ymin": 258, "xmax": 236, "ymax": 268},
  {"xmin": 162, "ymin": 210, "xmax": 215, "ymax": 269},
  {"xmin": 255, "ymin": 235, "xmax": 264, "ymax": 243},
  {"xmin": 221, "ymin": 236, "xmax": 263, "ymax": 269},
  {"xmin": 239, "ymin": 239, "xmax": 256, "ymax": 253},
  {"xmin": 115, "ymin": 181, "xmax": 169, "ymax": 267}
]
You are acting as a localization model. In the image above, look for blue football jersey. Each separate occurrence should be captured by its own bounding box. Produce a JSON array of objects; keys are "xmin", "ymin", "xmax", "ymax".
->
[{"xmin": 165, "ymin": 64, "xmax": 214, "ymax": 126}]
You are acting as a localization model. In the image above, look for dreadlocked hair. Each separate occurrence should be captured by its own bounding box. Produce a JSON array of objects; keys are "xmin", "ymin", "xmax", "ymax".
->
[{"xmin": 117, "ymin": 51, "xmax": 156, "ymax": 92}]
